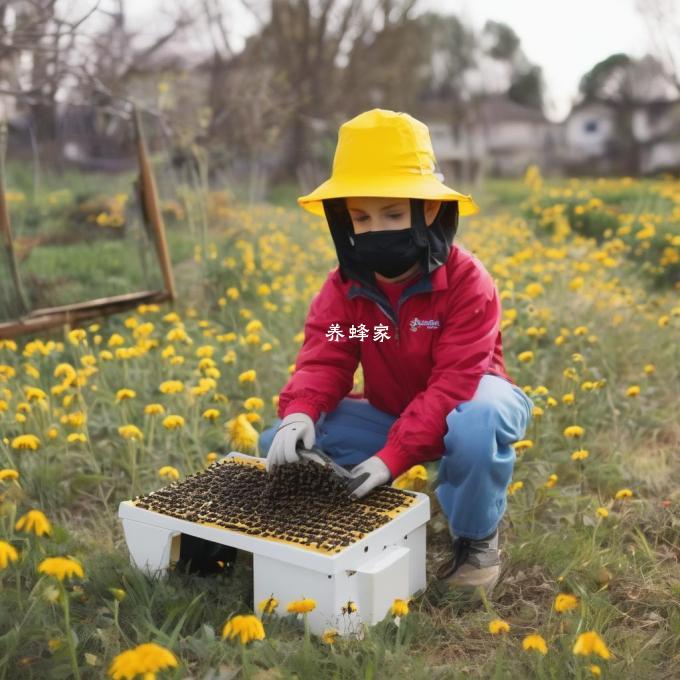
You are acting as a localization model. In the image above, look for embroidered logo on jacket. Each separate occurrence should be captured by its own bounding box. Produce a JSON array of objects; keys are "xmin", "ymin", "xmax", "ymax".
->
[{"xmin": 409, "ymin": 317, "xmax": 441, "ymax": 332}]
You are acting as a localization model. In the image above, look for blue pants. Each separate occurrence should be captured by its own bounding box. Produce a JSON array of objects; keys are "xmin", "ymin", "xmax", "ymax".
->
[{"xmin": 257, "ymin": 374, "xmax": 534, "ymax": 540}]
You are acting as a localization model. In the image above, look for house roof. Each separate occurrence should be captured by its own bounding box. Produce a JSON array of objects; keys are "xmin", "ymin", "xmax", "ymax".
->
[
  {"xmin": 566, "ymin": 96, "xmax": 680, "ymax": 120},
  {"xmin": 478, "ymin": 93, "xmax": 548, "ymax": 125},
  {"xmin": 419, "ymin": 93, "xmax": 548, "ymax": 126}
]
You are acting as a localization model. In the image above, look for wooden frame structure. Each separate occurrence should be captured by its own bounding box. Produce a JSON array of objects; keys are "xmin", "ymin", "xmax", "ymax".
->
[{"xmin": 0, "ymin": 104, "xmax": 176, "ymax": 339}]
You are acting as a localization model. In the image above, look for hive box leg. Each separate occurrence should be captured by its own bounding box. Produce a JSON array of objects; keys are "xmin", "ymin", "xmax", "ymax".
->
[
  {"xmin": 253, "ymin": 554, "xmax": 352, "ymax": 636},
  {"xmin": 356, "ymin": 546, "xmax": 410, "ymax": 626},
  {"xmin": 406, "ymin": 524, "xmax": 427, "ymax": 595},
  {"xmin": 121, "ymin": 518, "xmax": 178, "ymax": 576}
]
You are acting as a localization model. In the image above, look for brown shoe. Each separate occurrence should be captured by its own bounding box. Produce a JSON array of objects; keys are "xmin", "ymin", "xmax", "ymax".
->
[{"xmin": 435, "ymin": 529, "xmax": 500, "ymax": 596}]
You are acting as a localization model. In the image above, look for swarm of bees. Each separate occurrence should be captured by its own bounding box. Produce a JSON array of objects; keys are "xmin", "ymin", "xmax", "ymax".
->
[{"xmin": 132, "ymin": 457, "xmax": 415, "ymax": 554}]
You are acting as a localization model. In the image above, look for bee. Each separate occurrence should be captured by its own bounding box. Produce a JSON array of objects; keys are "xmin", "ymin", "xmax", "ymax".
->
[{"xmin": 342, "ymin": 600, "xmax": 357, "ymax": 615}]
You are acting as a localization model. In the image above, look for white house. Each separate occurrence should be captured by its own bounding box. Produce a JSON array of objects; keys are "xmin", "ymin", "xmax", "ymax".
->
[
  {"xmin": 422, "ymin": 94, "xmax": 562, "ymax": 181},
  {"xmin": 633, "ymin": 100, "xmax": 680, "ymax": 175}
]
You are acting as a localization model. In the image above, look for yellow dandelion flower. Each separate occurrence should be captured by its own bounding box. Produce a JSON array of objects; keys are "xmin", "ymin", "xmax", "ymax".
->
[
  {"xmin": 488, "ymin": 618, "xmax": 510, "ymax": 634},
  {"xmin": 11, "ymin": 434, "xmax": 41, "ymax": 451},
  {"xmin": 522, "ymin": 633, "xmax": 548, "ymax": 654},
  {"xmin": 658, "ymin": 315, "xmax": 669, "ymax": 327},
  {"xmin": 572, "ymin": 631, "xmax": 611, "ymax": 659},
  {"xmin": 66, "ymin": 432, "xmax": 87, "ymax": 444},
  {"xmin": 525, "ymin": 282, "xmax": 544, "ymax": 298},
  {"xmin": 205, "ymin": 452, "xmax": 219, "ymax": 465},
  {"xmin": 159, "ymin": 380, "xmax": 184, "ymax": 394},
  {"xmin": 238, "ymin": 369, "xmax": 256, "ymax": 383},
  {"xmin": 507, "ymin": 481, "xmax": 524, "ymax": 495},
  {"xmin": 115, "ymin": 388, "xmax": 136, "ymax": 402},
  {"xmin": 109, "ymin": 588, "xmax": 126, "ymax": 601},
  {"xmin": 563, "ymin": 367, "xmax": 578, "ymax": 380},
  {"xmin": 393, "ymin": 464, "xmax": 428, "ymax": 490},
  {"xmin": 158, "ymin": 466, "xmax": 180, "ymax": 480},
  {"xmin": 108, "ymin": 333, "xmax": 125, "ymax": 347},
  {"xmin": 287, "ymin": 598, "xmax": 317, "ymax": 614},
  {"xmin": 47, "ymin": 426, "xmax": 58, "ymax": 440},
  {"xmin": 562, "ymin": 392, "xmax": 575, "ymax": 404},
  {"xmin": 322, "ymin": 628, "xmax": 339, "ymax": 645},
  {"xmin": 544, "ymin": 473, "xmax": 558, "ymax": 488},
  {"xmin": 571, "ymin": 449, "xmax": 589, "ymax": 461},
  {"xmin": 643, "ymin": 363, "xmax": 655, "ymax": 375},
  {"xmin": 221, "ymin": 615, "xmax": 266, "ymax": 644},
  {"xmin": 202, "ymin": 408, "xmax": 220, "ymax": 421},
  {"xmin": 108, "ymin": 642, "xmax": 178, "ymax": 679},
  {"xmin": 0, "ymin": 468, "xmax": 19, "ymax": 482},
  {"xmin": 258, "ymin": 596, "xmax": 279, "ymax": 614},
  {"xmin": 16, "ymin": 509, "xmax": 52, "ymax": 536},
  {"xmin": 554, "ymin": 593, "xmax": 579, "ymax": 612},
  {"xmin": 243, "ymin": 397, "xmax": 264, "ymax": 410},
  {"xmin": 47, "ymin": 638, "xmax": 62, "ymax": 652},
  {"xmin": 67, "ymin": 329, "xmax": 87, "ymax": 345},
  {"xmin": 513, "ymin": 439, "xmax": 533, "ymax": 453},
  {"xmin": 518, "ymin": 350, "xmax": 534, "ymax": 363},
  {"xmin": 144, "ymin": 403, "xmax": 166, "ymax": 416},
  {"xmin": 226, "ymin": 414, "xmax": 259, "ymax": 451},
  {"xmin": 0, "ymin": 365, "xmax": 17, "ymax": 381},
  {"xmin": 0, "ymin": 541, "xmax": 20, "ymax": 569},
  {"xmin": 589, "ymin": 665, "xmax": 602, "ymax": 677},
  {"xmin": 563, "ymin": 425, "xmax": 584, "ymax": 438},
  {"xmin": 614, "ymin": 488, "xmax": 633, "ymax": 500},
  {"xmin": 532, "ymin": 406, "xmax": 544, "ymax": 417},
  {"xmin": 37, "ymin": 556, "xmax": 84, "ymax": 581},
  {"xmin": 162, "ymin": 415, "xmax": 185, "ymax": 430},
  {"xmin": 390, "ymin": 598, "xmax": 409, "ymax": 617},
  {"xmin": 625, "ymin": 385, "xmax": 640, "ymax": 397},
  {"xmin": 546, "ymin": 396, "xmax": 558, "ymax": 407},
  {"xmin": 118, "ymin": 425, "xmax": 144, "ymax": 441},
  {"xmin": 596, "ymin": 507, "xmax": 609, "ymax": 518},
  {"xmin": 24, "ymin": 386, "xmax": 47, "ymax": 401}
]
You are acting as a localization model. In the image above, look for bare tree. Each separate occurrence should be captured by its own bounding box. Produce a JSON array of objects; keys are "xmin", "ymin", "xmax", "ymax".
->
[
  {"xmin": 636, "ymin": 0, "xmax": 680, "ymax": 93},
  {"xmin": 237, "ymin": 0, "xmax": 422, "ymax": 182}
]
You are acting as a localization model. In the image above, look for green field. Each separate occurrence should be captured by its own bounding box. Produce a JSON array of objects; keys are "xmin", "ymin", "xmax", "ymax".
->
[{"xmin": 0, "ymin": 174, "xmax": 678, "ymax": 679}]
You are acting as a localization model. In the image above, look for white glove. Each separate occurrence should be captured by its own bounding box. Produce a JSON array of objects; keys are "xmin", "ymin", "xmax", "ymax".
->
[
  {"xmin": 264, "ymin": 413, "xmax": 316, "ymax": 473},
  {"xmin": 346, "ymin": 456, "xmax": 391, "ymax": 499}
]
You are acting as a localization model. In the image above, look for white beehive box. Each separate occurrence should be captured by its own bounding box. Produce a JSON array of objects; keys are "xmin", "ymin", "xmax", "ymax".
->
[{"xmin": 118, "ymin": 453, "xmax": 430, "ymax": 636}]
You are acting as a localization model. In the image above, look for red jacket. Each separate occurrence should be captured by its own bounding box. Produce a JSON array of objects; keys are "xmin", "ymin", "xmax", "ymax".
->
[{"xmin": 277, "ymin": 243, "xmax": 513, "ymax": 478}]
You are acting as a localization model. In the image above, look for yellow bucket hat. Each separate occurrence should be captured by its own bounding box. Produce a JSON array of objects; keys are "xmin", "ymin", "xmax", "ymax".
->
[{"xmin": 298, "ymin": 108, "xmax": 480, "ymax": 217}]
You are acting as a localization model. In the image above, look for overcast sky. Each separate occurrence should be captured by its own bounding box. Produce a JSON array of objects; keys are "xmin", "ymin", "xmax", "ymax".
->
[
  {"xmin": 121, "ymin": 0, "xmax": 677, "ymax": 122},
  {"xmin": 431, "ymin": 0, "xmax": 676, "ymax": 121}
]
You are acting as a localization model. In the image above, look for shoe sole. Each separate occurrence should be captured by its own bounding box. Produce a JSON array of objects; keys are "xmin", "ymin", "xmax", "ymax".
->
[{"xmin": 442, "ymin": 565, "xmax": 500, "ymax": 594}]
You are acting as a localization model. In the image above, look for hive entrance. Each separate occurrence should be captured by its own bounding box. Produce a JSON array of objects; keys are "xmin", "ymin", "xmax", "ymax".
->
[{"xmin": 132, "ymin": 456, "xmax": 416, "ymax": 554}]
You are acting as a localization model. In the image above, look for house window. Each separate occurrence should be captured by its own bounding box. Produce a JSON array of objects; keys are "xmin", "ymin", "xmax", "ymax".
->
[{"xmin": 584, "ymin": 120, "xmax": 598, "ymax": 133}]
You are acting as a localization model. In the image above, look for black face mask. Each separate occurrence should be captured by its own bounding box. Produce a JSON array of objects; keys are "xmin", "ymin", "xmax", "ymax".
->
[{"xmin": 352, "ymin": 228, "xmax": 423, "ymax": 279}]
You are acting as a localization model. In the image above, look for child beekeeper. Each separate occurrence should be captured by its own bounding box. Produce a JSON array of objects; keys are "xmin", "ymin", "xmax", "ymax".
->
[{"xmin": 258, "ymin": 109, "xmax": 534, "ymax": 597}]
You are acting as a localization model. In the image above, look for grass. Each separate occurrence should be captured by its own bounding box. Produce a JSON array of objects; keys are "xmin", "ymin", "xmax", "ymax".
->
[{"xmin": 0, "ymin": 173, "xmax": 678, "ymax": 678}]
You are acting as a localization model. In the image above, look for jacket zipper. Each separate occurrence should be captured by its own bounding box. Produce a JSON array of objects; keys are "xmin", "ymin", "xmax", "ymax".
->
[{"xmin": 348, "ymin": 277, "xmax": 432, "ymax": 348}]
